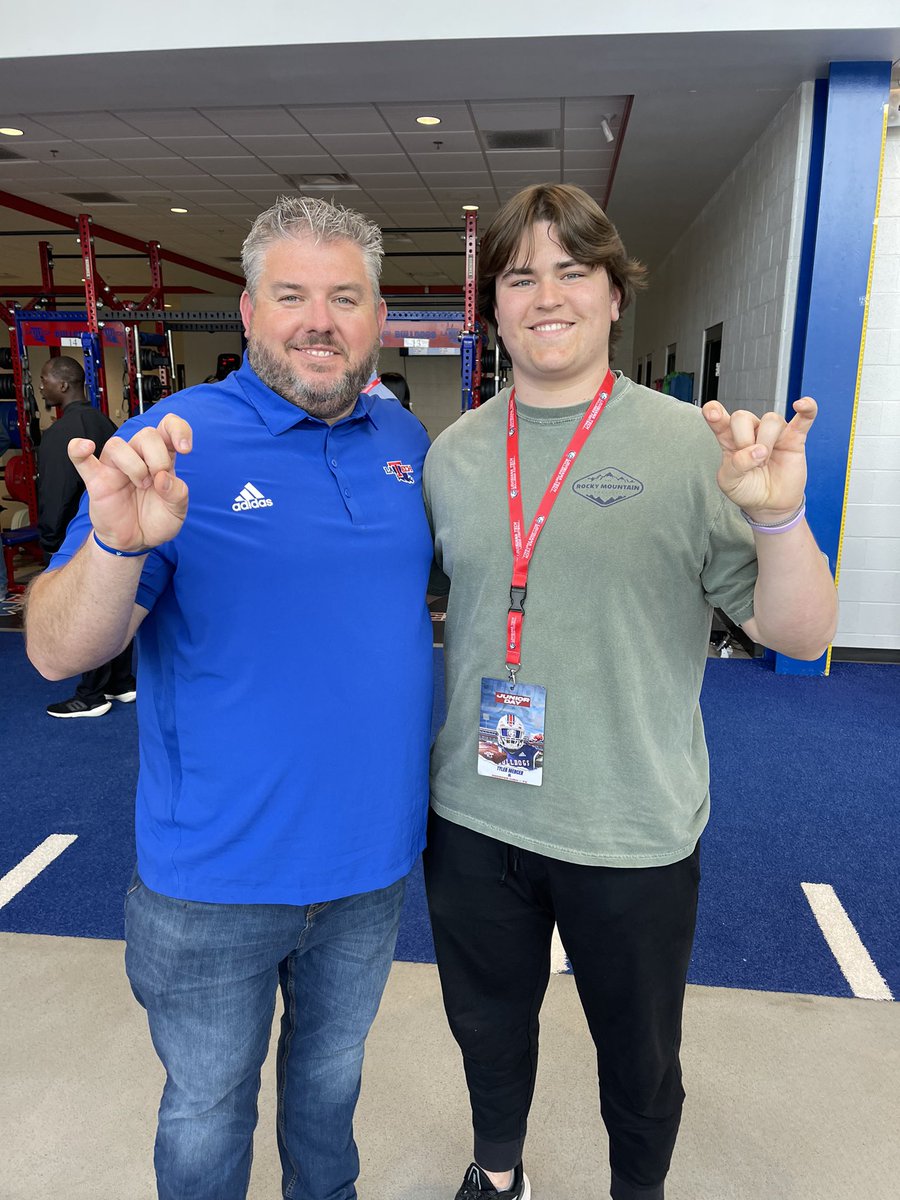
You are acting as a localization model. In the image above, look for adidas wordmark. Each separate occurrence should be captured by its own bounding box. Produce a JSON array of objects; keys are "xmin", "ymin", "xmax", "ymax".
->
[{"xmin": 232, "ymin": 482, "xmax": 274, "ymax": 512}]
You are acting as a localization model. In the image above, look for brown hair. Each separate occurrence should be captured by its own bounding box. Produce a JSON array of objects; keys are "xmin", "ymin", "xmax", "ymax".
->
[{"xmin": 476, "ymin": 184, "xmax": 647, "ymax": 357}]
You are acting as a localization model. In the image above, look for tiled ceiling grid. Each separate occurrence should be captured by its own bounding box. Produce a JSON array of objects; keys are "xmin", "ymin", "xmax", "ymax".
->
[{"xmin": 0, "ymin": 97, "xmax": 627, "ymax": 292}]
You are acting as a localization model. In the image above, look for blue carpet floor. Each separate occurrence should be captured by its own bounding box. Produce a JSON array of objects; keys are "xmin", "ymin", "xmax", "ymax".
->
[{"xmin": 1, "ymin": 633, "xmax": 897, "ymax": 998}]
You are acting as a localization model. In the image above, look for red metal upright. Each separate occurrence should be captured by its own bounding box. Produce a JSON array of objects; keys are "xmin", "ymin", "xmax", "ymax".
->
[
  {"xmin": 461, "ymin": 210, "xmax": 483, "ymax": 408},
  {"xmin": 79, "ymin": 214, "xmax": 112, "ymax": 415},
  {"xmin": 1, "ymin": 299, "xmax": 40, "ymax": 590},
  {"xmin": 38, "ymin": 242, "xmax": 57, "ymax": 308},
  {"xmin": 145, "ymin": 241, "xmax": 171, "ymax": 399}
]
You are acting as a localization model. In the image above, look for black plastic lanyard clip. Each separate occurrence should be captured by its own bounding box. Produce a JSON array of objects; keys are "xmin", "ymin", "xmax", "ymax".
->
[{"xmin": 509, "ymin": 585, "xmax": 527, "ymax": 614}]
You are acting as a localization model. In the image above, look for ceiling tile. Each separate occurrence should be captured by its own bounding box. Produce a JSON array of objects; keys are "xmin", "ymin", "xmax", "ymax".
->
[
  {"xmin": 314, "ymin": 133, "xmax": 403, "ymax": 156},
  {"xmin": 233, "ymin": 188, "xmax": 285, "ymax": 202},
  {"xmin": 200, "ymin": 108, "xmax": 305, "ymax": 136},
  {"xmin": 378, "ymin": 103, "xmax": 475, "ymax": 134},
  {"xmin": 564, "ymin": 149, "xmax": 616, "ymax": 170},
  {"xmin": 408, "ymin": 152, "xmax": 487, "ymax": 174},
  {"xmin": 32, "ymin": 112, "xmax": 145, "ymax": 139},
  {"xmin": 288, "ymin": 106, "xmax": 390, "ymax": 136},
  {"xmin": 152, "ymin": 176, "xmax": 237, "ymax": 193},
  {"xmin": 176, "ymin": 188, "xmax": 247, "ymax": 201},
  {"xmin": 81, "ymin": 139, "xmax": 173, "ymax": 160},
  {"xmin": 563, "ymin": 169, "xmax": 611, "ymax": 185},
  {"xmin": 564, "ymin": 130, "xmax": 618, "ymax": 153},
  {"xmin": 334, "ymin": 155, "xmax": 412, "ymax": 175},
  {"xmin": 365, "ymin": 187, "xmax": 435, "ymax": 203},
  {"xmin": 119, "ymin": 111, "xmax": 226, "ymax": 138},
  {"xmin": 350, "ymin": 173, "xmax": 423, "ymax": 190},
  {"xmin": 0, "ymin": 164, "xmax": 79, "ymax": 183},
  {"xmin": 490, "ymin": 169, "xmax": 559, "ymax": 185},
  {"xmin": 395, "ymin": 130, "xmax": 482, "ymax": 154},
  {"xmin": 471, "ymin": 100, "xmax": 563, "ymax": 130},
  {"xmin": 255, "ymin": 155, "xmax": 341, "ymax": 174},
  {"xmin": 134, "ymin": 159, "xmax": 209, "ymax": 177},
  {"xmin": 486, "ymin": 150, "xmax": 561, "ymax": 171},
  {"xmin": 230, "ymin": 134, "xmax": 321, "ymax": 156},
  {"xmin": 24, "ymin": 142, "xmax": 109, "ymax": 163},
  {"xmin": 62, "ymin": 162, "xmax": 146, "ymax": 181},
  {"xmin": 195, "ymin": 158, "xmax": 277, "ymax": 177},
  {"xmin": 101, "ymin": 177, "xmax": 175, "ymax": 192},
  {"xmin": 154, "ymin": 136, "xmax": 244, "ymax": 157}
]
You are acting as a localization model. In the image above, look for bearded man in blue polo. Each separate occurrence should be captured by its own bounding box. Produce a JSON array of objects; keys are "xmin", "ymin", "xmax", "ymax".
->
[{"xmin": 25, "ymin": 195, "xmax": 434, "ymax": 1200}]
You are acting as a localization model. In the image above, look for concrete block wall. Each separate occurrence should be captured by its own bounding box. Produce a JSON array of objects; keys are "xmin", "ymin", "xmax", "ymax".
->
[
  {"xmin": 632, "ymin": 84, "xmax": 813, "ymax": 417},
  {"xmin": 837, "ymin": 125, "xmax": 900, "ymax": 650}
]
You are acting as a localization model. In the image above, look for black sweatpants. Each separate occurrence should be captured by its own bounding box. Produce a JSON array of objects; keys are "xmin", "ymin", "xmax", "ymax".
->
[
  {"xmin": 423, "ymin": 812, "xmax": 700, "ymax": 1200},
  {"xmin": 75, "ymin": 641, "xmax": 134, "ymax": 705}
]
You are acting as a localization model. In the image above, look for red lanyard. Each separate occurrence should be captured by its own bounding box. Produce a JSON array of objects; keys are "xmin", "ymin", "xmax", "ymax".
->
[
  {"xmin": 505, "ymin": 370, "xmax": 614, "ymax": 679},
  {"xmin": 362, "ymin": 375, "xmax": 382, "ymax": 394}
]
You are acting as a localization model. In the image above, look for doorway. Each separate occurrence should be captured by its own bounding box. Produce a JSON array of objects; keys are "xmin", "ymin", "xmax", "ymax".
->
[{"xmin": 700, "ymin": 323, "xmax": 723, "ymax": 405}]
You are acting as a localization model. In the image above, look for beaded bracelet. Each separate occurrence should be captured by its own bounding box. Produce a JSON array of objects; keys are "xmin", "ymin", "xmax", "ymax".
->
[
  {"xmin": 92, "ymin": 531, "xmax": 151, "ymax": 557},
  {"xmin": 740, "ymin": 496, "xmax": 806, "ymax": 535}
]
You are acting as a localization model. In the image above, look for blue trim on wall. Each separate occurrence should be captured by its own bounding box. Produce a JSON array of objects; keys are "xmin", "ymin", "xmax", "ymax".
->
[
  {"xmin": 775, "ymin": 61, "xmax": 891, "ymax": 677},
  {"xmin": 786, "ymin": 79, "xmax": 828, "ymax": 412}
]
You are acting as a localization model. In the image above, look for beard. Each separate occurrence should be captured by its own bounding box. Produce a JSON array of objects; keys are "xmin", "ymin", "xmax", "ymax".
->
[{"xmin": 247, "ymin": 333, "xmax": 380, "ymax": 422}]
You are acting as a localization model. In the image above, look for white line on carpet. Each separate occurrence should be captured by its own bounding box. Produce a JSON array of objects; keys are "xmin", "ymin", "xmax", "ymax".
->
[
  {"xmin": 801, "ymin": 882, "xmax": 893, "ymax": 1001},
  {"xmin": 0, "ymin": 834, "xmax": 78, "ymax": 909},
  {"xmin": 551, "ymin": 923, "xmax": 569, "ymax": 974}
]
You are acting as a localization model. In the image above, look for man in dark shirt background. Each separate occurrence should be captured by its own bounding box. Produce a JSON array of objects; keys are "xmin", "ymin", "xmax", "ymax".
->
[{"xmin": 37, "ymin": 356, "xmax": 135, "ymax": 717}]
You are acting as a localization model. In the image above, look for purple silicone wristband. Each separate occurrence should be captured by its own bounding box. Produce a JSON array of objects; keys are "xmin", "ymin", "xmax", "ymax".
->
[
  {"xmin": 741, "ymin": 505, "xmax": 806, "ymax": 534},
  {"xmin": 92, "ymin": 531, "xmax": 151, "ymax": 557}
]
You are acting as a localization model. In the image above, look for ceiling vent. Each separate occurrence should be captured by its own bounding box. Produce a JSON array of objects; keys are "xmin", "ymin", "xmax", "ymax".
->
[
  {"xmin": 284, "ymin": 173, "xmax": 360, "ymax": 191},
  {"xmin": 0, "ymin": 147, "xmax": 26, "ymax": 162},
  {"xmin": 483, "ymin": 129, "xmax": 560, "ymax": 151},
  {"xmin": 63, "ymin": 191, "xmax": 131, "ymax": 205}
]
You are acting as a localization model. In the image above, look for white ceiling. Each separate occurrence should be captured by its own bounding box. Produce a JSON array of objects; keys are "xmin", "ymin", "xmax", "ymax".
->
[
  {"xmin": 1, "ymin": 28, "xmax": 898, "ymax": 303},
  {"xmin": 0, "ymin": 96, "xmax": 628, "ymax": 297}
]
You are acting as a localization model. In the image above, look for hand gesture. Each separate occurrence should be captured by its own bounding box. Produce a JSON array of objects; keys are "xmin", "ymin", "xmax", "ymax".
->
[
  {"xmin": 702, "ymin": 397, "xmax": 816, "ymax": 521},
  {"xmin": 68, "ymin": 413, "xmax": 192, "ymax": 552}
]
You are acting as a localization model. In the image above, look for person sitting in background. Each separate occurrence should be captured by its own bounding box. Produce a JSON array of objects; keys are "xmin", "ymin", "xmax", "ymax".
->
[
  {"xmin": 36, "ymin": 356, "xmax": 135, "ymax": 717},
  {"xmin": 204, "ymin": 352, "xmax": 242, "ymax": 383},
  {"xmin": 380, "ymin": 371, "xmax": 411, "ymax": 408}
]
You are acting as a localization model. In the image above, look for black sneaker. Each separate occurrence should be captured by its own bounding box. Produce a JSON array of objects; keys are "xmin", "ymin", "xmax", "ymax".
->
[
  {"xmin": 46, "ymin": 697, "xmax": 112, "ymax": 719},
  {"xmin": 454, "ymin": 1162, "xmax": 531, "ymax": 1200}
]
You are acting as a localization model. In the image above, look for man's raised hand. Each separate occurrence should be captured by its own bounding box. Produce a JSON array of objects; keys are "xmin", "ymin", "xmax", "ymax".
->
[
  {"xmin": 68, "ymin": 413, "xmax": 192, "ymax": 552},
  {"xmin": 702, "ymin": 397, "xmax": 816, "ymax": 522}
]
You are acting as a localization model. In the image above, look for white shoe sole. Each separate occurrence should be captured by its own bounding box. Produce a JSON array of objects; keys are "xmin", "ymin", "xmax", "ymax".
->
[
  {"xmin": 520, "ymin": 1175, "xmax": 532, "ymax": 1200},
  {"xmin": 47, "ymin": 701, "xmax": 112, "ymax": 718}
]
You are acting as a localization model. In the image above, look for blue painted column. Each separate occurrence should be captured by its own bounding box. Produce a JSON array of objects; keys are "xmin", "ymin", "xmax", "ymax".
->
[{"xmin": 776, "ymin": 60, "xmax": 891, "ymax": 676}]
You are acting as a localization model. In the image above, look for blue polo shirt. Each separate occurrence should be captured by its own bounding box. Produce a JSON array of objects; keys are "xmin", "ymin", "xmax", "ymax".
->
[{"xmin": 52, "ymin": 357, "xmax": 434, "ymax": 905}]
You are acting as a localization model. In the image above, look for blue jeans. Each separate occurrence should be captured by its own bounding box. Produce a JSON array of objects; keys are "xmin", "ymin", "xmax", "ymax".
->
[{"xmin": 124, "ymin": 873, "xmax": 406, "ymax": 1200}]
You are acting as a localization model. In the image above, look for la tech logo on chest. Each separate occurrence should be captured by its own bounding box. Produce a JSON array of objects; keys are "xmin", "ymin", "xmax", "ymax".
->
[
  {"xmin": 383, "ymin": 460, "xmax": 415, "ymax": 484},
  {"xmin": 572, "ymin": 467, "xmax": 644, "ymax": 508}
]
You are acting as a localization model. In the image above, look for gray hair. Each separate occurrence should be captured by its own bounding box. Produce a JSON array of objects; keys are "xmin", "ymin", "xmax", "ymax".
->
[{"xmin": 241, "ymin": 195, "xmax": 384, "ymax": 301}]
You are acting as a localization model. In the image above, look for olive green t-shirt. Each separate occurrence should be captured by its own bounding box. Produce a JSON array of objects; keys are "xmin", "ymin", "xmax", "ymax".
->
[{"xmin": 423, "ymin": 375, "xmax": 758, "ymax": 867}]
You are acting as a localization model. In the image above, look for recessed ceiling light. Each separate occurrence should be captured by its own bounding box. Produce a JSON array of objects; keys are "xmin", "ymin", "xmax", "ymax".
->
[
  {"xmin": 0, "ymin": 127, "xmax": 25, "ymax": 137},
  {"xmin": 416, "ymin": 116, "xmax": 441, "ymax": 126},
  {"xmin": 462, "ymin": 204, "xmax": 479, "ymax": 212},
  {"xmin": 170, "ymin": 206, "xmax": 188, "ymax": 214}
]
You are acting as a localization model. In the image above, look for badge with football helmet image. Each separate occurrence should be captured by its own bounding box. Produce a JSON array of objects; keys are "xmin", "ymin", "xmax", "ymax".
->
[{"xmin": 478, "ymin": 677, "xmax": 546, "ymax": 786}]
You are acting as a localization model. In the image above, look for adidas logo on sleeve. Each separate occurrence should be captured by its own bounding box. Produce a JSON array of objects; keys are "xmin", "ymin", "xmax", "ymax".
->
[{"xmin": 232, "ymin": 482, "xmax": 274, "ymax": 511}]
